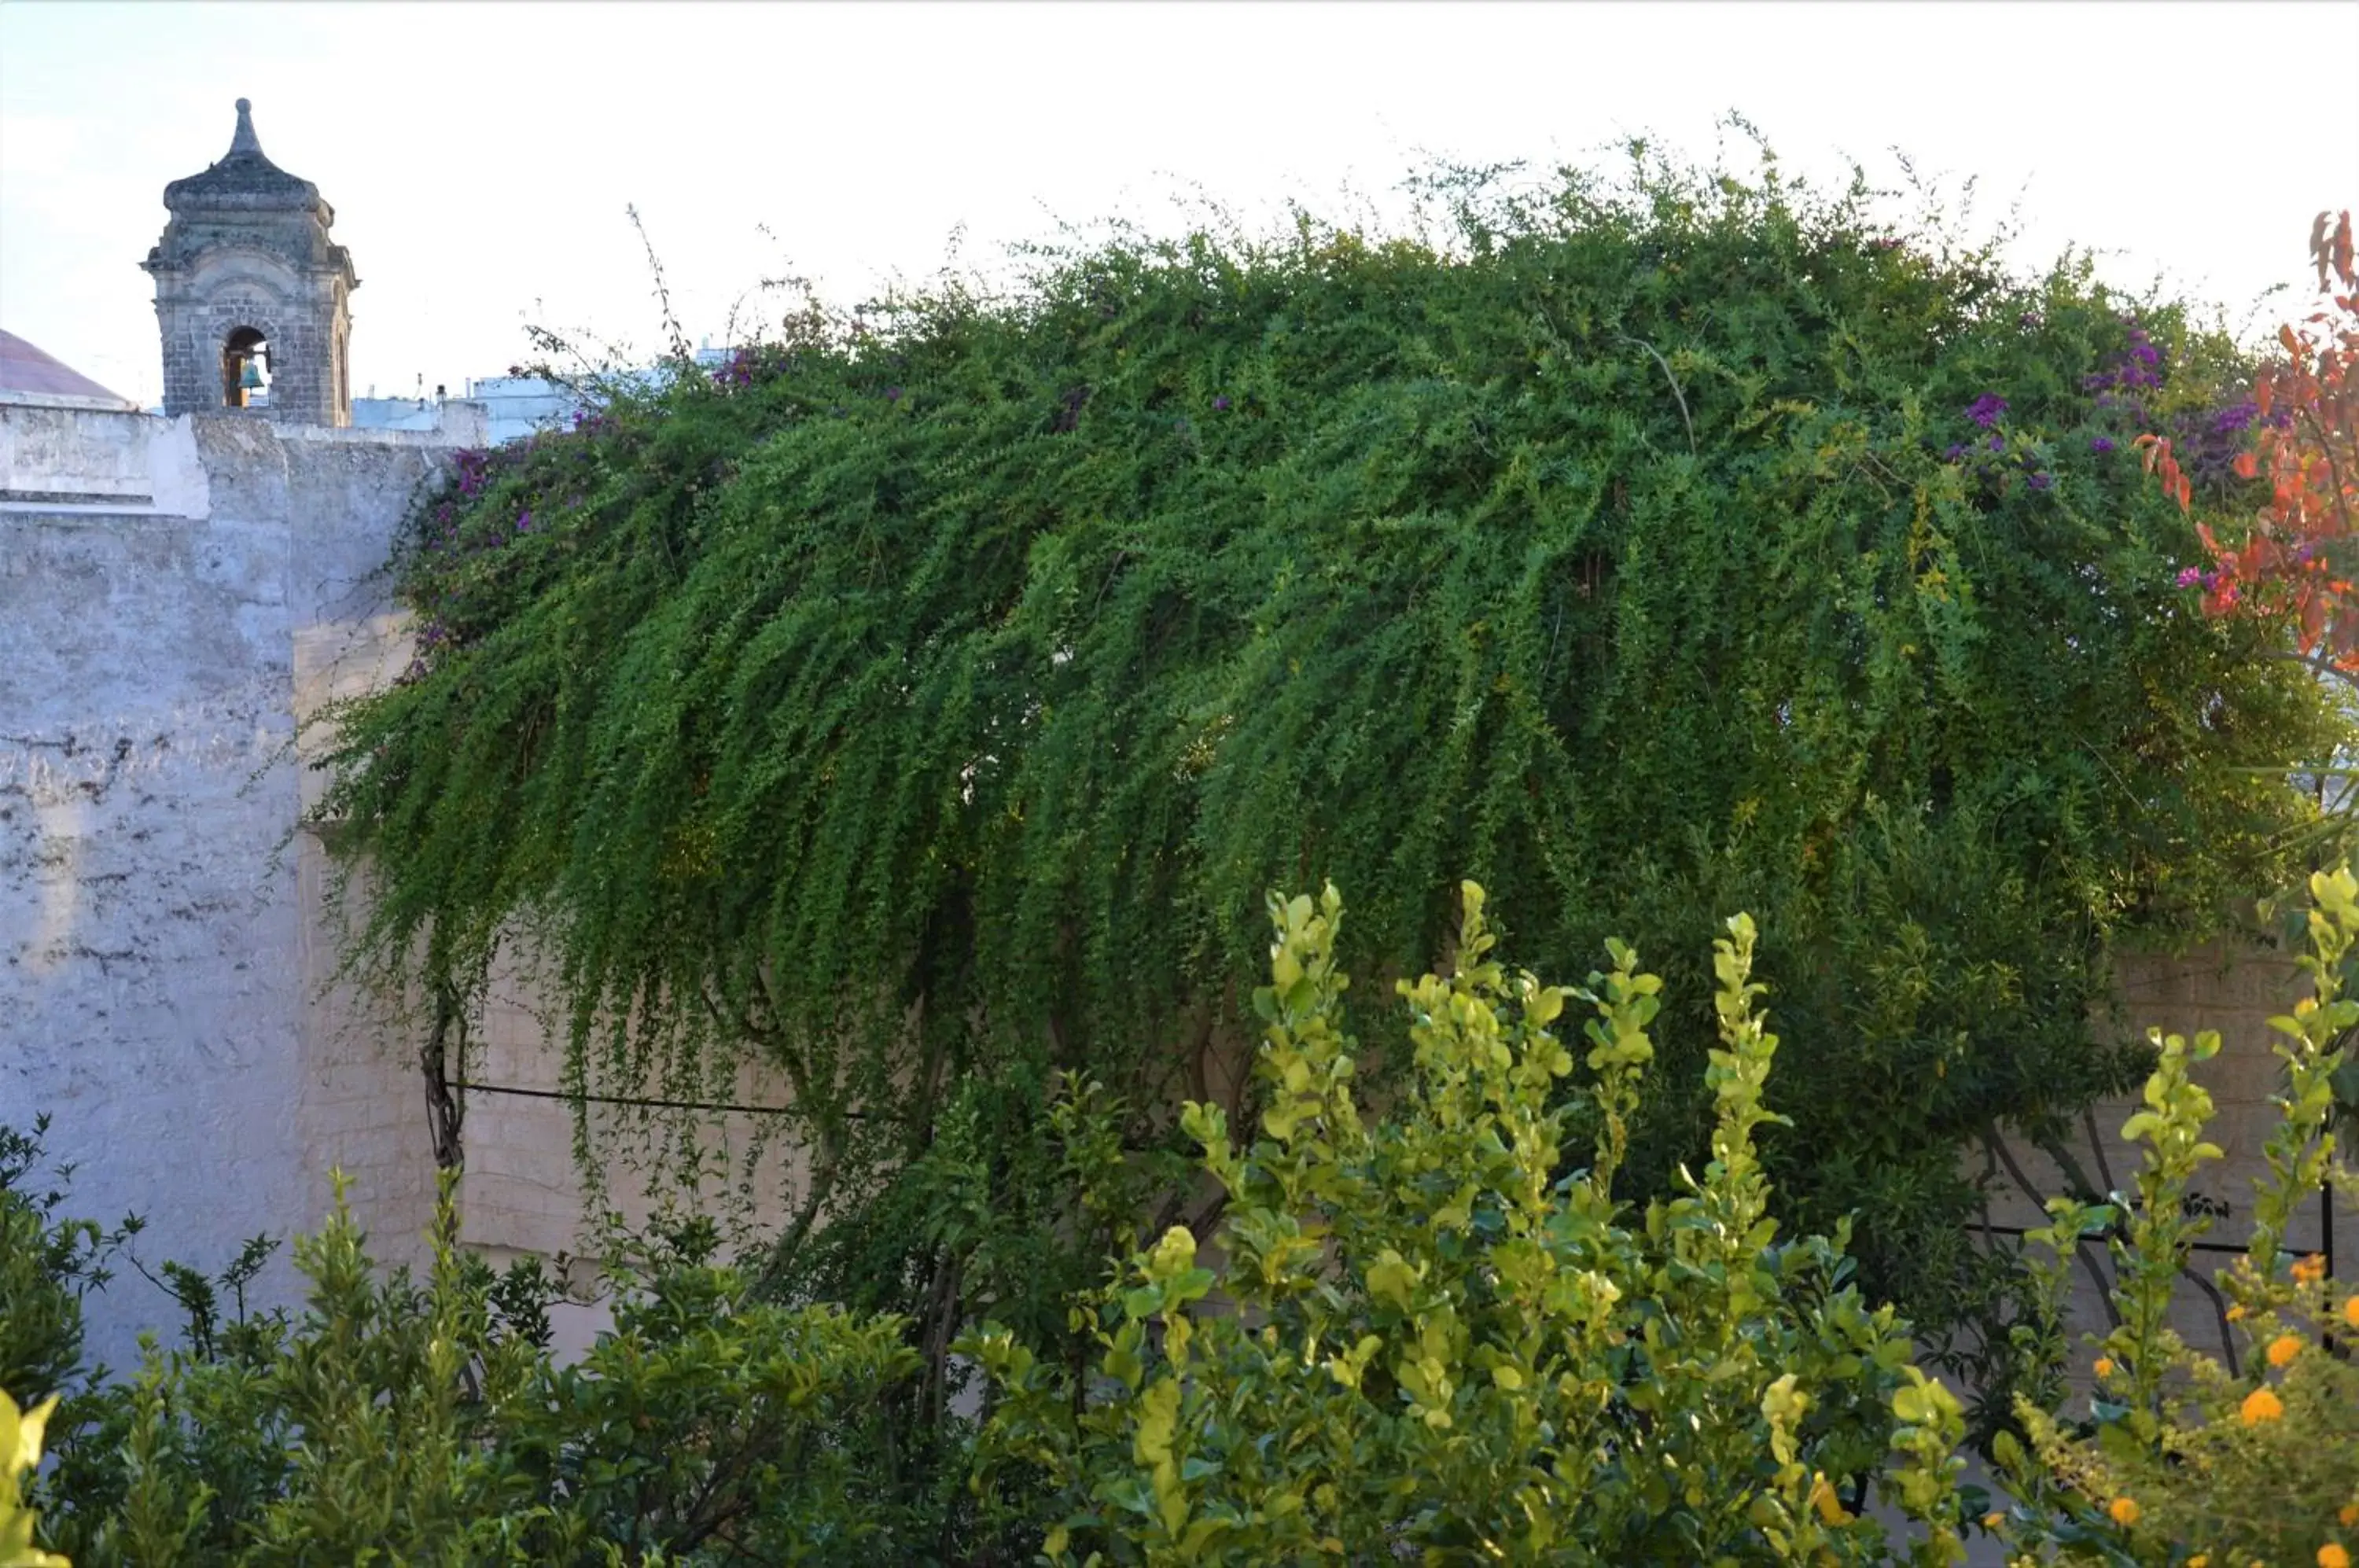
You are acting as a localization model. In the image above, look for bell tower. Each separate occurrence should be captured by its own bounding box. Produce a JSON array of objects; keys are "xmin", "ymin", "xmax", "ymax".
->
[{"xmin": 144, "ymin": 99, "xmax": 357, "ymax": 425}]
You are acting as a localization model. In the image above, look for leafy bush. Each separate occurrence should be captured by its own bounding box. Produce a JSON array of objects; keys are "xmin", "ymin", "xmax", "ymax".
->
[
  {"xmin": 30, "ymin": 1182, "xmax": 938, "ymax": 1566},
  {"xmin": 9, "ymin": 869, "xmax": 2357, "ymax": 1560},
  {"xmin": 1988, "ymin": 866, "xmax": 2359, "ymax": 1566},
  {"xmin": 0, "ymin": 1119, "xmax": 138, "ymax": 1409},
  {"xmin": 969, "ymin": 882, "xmax": 1977, "ymax": 1564},
  {"xmin": 318, "ymin": 143, "xmax": 2346, "ymax": 1429}
]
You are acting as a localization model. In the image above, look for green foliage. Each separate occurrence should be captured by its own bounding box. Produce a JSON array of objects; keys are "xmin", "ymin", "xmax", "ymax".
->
[
  {"xmin": 1990, "ymin": 865, "xmax": 2359, "ymax": 1566},
  {"xmin": 32, "ymin": 1178, "xmax": 937, "ymax": 1566},
  {"xmin": 318, "ymin": 144, "xmax": 2345, "ymax": 1405},
  {"xmin": 0, "ymin": 1119, "xmax": 138, "ymax": 1408},
  {"xmin": 967, "ymin": 882, "xmax": 1977, "ymax": 1564}
]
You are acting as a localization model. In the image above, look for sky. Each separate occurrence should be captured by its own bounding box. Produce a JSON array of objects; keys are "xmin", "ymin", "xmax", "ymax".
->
[{"xmin": 2, "ymin": 1, "xmax": 2354, "ymax": 411}]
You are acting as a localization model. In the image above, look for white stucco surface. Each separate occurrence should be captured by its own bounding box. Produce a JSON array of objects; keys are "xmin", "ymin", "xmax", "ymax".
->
[{"xmin": 1, "ymin": 405, "xmax": 460, "ymax": 1370}]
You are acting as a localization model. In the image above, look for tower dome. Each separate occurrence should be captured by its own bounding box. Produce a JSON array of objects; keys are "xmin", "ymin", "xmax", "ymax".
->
[{"xmin": 143, "ymin": 99, "xmax": 358, "ymax": 425}]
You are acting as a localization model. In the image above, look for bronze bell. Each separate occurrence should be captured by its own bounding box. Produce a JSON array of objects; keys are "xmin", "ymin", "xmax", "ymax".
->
[{"xmin": 238, "ymin": 358, "xmax": 264, "ymax": 391}]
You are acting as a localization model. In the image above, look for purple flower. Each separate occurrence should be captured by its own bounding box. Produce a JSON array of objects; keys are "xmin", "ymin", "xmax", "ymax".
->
[
  {"xmin": 2177, "ymin": 567, "xmax": 2204, "ymax": 587},
  {"xmin": 2027, "ymin": 472, "xmax": 2053, "ymax": 491},
  {"xmin": 517, "ymin": 510, "xmax": 532, "ymax": 532},
  {"xmin": 2089, "ymin": 436, "xmax": 2115, "ymax": 455},
  {"xmin": 883, "ymin": 386, "xmax": 903, "ymax": 402},
  {"xmin": 1988, "ymin": 434, "xmax": 2005, "ymax": 452},
  {"xmin": 1943, "ymin": 443, "xmax": 1968, "ymax": 462},
  {"xmin": 2207, "ymin": 400, "xmax": 2258, "ymax": 436},
  {"xmin": 1967, "ymin": 393, "xmax": 2009, "ymax": 429},
  {"xmin": 1213, "ymin": 395, "xmax": 1232, "ymax": 411}
]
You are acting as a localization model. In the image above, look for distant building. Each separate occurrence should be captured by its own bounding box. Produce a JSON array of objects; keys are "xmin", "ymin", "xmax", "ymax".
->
[
  {"xmin": 355, "ymin": 348, "xmax": 737, "ymax": 448},
  {"xmin": 0, "ymin": 329, "xmax": 140, "ymax": 414},
  {"xmin": 354, "ymin": 375, "xmax": 578, "ymax": 447}
]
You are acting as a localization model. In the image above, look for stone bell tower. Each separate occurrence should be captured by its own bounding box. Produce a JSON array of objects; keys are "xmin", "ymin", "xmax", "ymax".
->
[{"xmin": 144, "ymin": 98, "xmax": 357, "ymax": 425}]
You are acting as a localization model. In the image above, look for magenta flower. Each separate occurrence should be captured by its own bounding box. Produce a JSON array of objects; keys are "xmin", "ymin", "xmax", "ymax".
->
[{"xmin": 2176, "ymin": 567, "xmax": 2204, "ymax": 587}]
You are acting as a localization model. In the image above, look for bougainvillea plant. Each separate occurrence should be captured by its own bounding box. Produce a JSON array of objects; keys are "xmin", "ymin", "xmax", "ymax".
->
[
  {"xmin": 318, "ymin": 146, "xmax": 2346, "ymax": 1497},
  {"xmin": 2153, "ymin": 211, "xmax": 2358, "ymax": 673}
]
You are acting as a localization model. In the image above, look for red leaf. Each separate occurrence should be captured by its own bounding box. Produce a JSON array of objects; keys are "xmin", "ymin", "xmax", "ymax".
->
[{"xmin": 2233, "ymin": 451, "xmax": 2259, "ymax": 480}]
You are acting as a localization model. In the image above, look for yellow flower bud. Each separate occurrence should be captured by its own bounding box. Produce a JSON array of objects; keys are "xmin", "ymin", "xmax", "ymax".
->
[
  {"xmin": 2092, "ymin": 1356, "xmax": 2115, "ymax": 1378},
  {"xmin": 2267, "ymin": 1333, "xmax": 2302, "ymax": 1368},
  {"xmin": 2107, "ymin": 1496, "xmax": 2140, "ymax": 1527},
  {"xmin": 2294, "ymin": 1253, "xmax": 2327, "ymax": 1284},
  {"xmin": 2319, "ymin": 1544, "xmax": 2350, "ymax": 1568},
  {"xmin": 2241, "ymin": 1386, "xmax": 2285, "ymax": 1425},
  {"xmin": 2344, "ymin": 1295, "xmax": 2359, "ymax": 1331}
]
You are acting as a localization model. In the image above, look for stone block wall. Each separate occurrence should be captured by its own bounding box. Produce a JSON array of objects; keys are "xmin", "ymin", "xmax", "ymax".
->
[{"xmin": 1977, "ymin": 937, "xmax": 2342, "ymax": 1370}]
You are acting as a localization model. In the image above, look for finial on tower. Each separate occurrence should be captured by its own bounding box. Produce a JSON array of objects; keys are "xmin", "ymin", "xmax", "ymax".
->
[{"xmin": 228, "ymin": 98, "xmax": 261, "ymax": 157}]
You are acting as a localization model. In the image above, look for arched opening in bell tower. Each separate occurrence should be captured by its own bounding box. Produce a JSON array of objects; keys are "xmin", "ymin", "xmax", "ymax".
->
[{"xmin": 221, "ymin": 326, "xmax": 271, "ymax": 408}]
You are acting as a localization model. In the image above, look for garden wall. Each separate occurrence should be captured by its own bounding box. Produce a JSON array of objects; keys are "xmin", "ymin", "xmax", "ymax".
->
[{"xmin": 2, "ymin": 396, "xmax": 2341, "ymax": 1375}]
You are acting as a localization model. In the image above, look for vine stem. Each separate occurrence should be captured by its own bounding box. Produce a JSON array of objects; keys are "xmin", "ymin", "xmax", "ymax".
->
[{"xmin": 1618, "ymin": 333, "xmax": 1696, "ymax": 455}]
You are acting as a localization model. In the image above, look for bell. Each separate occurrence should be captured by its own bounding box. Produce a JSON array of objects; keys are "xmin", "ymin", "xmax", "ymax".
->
[{"xmin": 238, "ymin": 359, "xmax": 265, "ymax": 391}]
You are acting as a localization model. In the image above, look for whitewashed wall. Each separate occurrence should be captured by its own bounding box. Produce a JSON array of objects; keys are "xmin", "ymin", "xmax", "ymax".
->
[{"xmin": 1, "ymin": 407, "xmax": 464, "ymax": 1370}]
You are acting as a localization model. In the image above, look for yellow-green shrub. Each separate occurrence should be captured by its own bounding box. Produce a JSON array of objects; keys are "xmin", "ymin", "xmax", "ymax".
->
[
  {"xmin": 1989, "ymin": 867, "xmax": 2359, "ymax": 1566},
  {"xmin": 2, "ymin": 1386, "xmax": 67, "ymax": 1568},
  {"xmin": 968, "ymin": 883, "xmax": 1974, "ymax": 1564}
]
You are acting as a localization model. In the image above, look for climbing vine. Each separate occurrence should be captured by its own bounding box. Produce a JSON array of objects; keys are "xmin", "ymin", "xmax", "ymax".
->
[{"xmin": 318, "ymin": 146, "xmax": 2345, "ymax": 1378}]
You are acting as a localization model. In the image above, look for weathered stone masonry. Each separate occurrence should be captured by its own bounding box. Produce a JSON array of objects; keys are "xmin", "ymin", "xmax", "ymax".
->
[{"xmin": 145, "ymin": 101, "xmax": 356, "ymax": 428}]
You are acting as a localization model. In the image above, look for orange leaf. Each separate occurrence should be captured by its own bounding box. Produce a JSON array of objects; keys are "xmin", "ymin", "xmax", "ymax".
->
[
  {"xmin": 2283, "ymin": 323, "xmax": 2303, "ymax": 354},
  {"xmin": 2233, "ymin": 451, "xmax": 2259, "ymax": 479}
]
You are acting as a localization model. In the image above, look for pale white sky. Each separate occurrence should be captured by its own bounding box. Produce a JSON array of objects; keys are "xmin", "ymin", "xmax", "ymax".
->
[{"xmin": 2, "ymin": 1, "xmax": 2353, "ymax": 410}]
